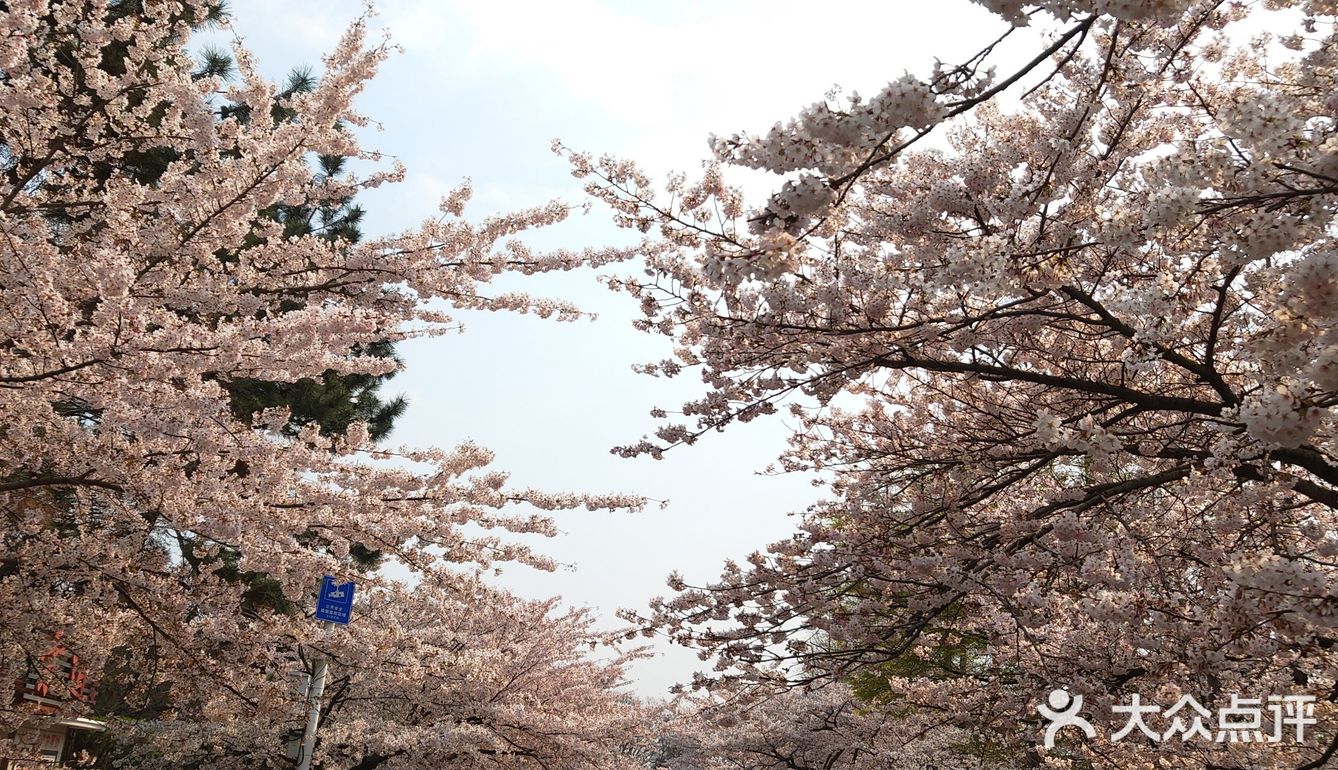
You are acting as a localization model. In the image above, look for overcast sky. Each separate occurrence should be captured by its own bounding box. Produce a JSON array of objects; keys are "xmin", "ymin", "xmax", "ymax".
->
[{"xmin": 208, "ymin": 0, "xmax": 1018, "ymax": 696}]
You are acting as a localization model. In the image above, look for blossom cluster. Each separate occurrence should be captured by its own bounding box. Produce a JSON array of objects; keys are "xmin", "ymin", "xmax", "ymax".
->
[
  {"xmin": 973, "ymin": 0, "xmax": 1194, "ymax": 24},
  {"xmin": 709, "ymin": 73, "xmax": 945, "ymax": 183}
]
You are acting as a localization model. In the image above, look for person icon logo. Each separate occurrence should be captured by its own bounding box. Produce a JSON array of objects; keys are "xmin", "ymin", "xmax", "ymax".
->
[{"xmin": 1037, "ymin": 688, "xmax": 1096, "ymax": 748}]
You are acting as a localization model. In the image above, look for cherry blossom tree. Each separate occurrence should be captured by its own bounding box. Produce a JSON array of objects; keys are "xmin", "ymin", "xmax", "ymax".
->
[
  {"xmin": 648, "ymin": 683, "xmax": 998, "ymax": 770},
  {"xmin": 571, "ymin": 0, "xmax": 1338, "ymax": 767},
  {"xmin": 0, "ymin": 1, "xmax": 647, "ymax": 766},
  {"xmin": 101, "ymin": 574, "xmax": 652, "ymax": 770}
]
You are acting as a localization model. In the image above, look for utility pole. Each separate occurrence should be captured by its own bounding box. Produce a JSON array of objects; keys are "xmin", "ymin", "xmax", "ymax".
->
[
  {"xmin": 297, "ymin": 576, "xmax": 354, "ymax": 770},
  {"xmin": 296, "ymin": 621, "xmax": 331, "ymax": 770}
]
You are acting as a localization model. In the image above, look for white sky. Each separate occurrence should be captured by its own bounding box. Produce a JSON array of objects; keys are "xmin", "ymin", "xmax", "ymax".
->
[{"xmin": 210, "ymin": 0, "xmax": 1017, "ymax": 696}]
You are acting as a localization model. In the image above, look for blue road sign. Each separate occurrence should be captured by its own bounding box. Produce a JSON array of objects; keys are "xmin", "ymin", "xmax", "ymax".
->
[{"xmin": 315, "ymin": 576, "xmax": 355, "ymax": 625}]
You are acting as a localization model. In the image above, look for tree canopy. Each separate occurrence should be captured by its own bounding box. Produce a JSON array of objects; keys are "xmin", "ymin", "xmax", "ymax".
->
[
  {"xmin": 0, "ymin": 2, "xmax": 648, "ymax": 767},
  {"xmin": 572, "ymin": 0, "xmax": 1338, "ymax": 767}
]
